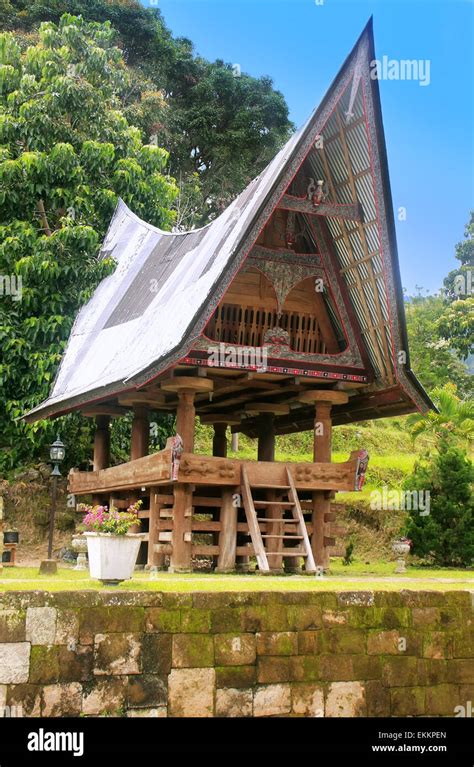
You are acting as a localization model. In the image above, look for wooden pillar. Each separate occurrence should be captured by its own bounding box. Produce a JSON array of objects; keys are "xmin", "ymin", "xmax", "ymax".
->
[
  {"xmin": 299, "ymin": 390, "xmax": 349, "ymax": 570},
  {"xmin": 200, "ymin": 413, "xmax": 240, "ymax": 570},
  {"xmin": 257, "ymin": 412, "xmax": 275, "ymax": 462},
  {"xmin": 93, "ymin": 415, "xmax": 110, "ymax": 471},
  {"xmin": 216, "ymin": 489, "xmax": 238, "ymax": 572},
  {"xmin": 131, "ymin": 405, "xmax": 149, "ymax": 461},
  {"xmin": 176, "ymin": 391, "xmax": 196, "ymax": 453},
  {"xmin": 213, "ymin": 423, "xmax": 228, "ymax": 458},
  {"xmin": 147, "ymin": 487, "xmax": 165, "ymax": 569},
  {"xmin": 246, "ymin": 403, "xmax": 290, "ymax": 573},
  {"xmin": 161, "ymin": 377, "xmax": 214, "ymax": 572}
]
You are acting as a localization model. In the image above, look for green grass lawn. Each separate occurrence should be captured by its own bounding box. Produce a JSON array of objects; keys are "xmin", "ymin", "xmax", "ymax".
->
[{"xmin": 1, "ymin": 561, "xmax": 472, "ymax": 592}]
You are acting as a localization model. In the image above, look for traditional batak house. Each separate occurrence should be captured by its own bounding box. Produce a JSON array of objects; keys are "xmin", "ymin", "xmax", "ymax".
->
[{"xmin": 26, "ymin": 21, "xmax": 432, "ymax": 574}]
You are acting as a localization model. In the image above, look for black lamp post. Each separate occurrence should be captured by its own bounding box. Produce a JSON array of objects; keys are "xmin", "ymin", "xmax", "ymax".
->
[{"xmin": 39, "ymin": 436, "xmax": 65, "ymax": 575}]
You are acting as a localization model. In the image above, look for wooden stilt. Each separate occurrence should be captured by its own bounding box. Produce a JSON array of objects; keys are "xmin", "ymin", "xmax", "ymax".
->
[
  {"xmin": 216, "ymin": 489, "xmax": 237, "ymax": 572},
  {"xmin": 169, "ymin": 484, "xmax": 193, "ymax": 572},
  {"xmin": 93, "ymin": 415, "xmax": 110, "ymax": 471},
  {"xmin": 212, "ymin": 423, "xmax": 228, "ymax": 458},
  {"xmin": 257, "ymin": 413, "xmax": 275, "ymax": 462},
  {"xmin": 147, "ymin": 487, "xmax": 165, "ymax": 569},
  {"xmin": 131, "ymin": 405, "xmax": 149, "ymax": 461},
  {"xmin": 299, "ymin": 390, "xmax": 349, "ymax": 569}
]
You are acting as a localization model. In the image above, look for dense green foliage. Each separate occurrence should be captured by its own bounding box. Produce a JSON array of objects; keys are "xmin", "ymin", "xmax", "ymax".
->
[
  {"xmin": 5, "ymin": 0, "xmax": 293, "ymax": 226},
  {"xmin": 404, "ymin": 444, "xmax": 474, "ymax": 567},
  {"xmin": 0, "ymin": 15, "xmax": 178, "ymax": 470}
]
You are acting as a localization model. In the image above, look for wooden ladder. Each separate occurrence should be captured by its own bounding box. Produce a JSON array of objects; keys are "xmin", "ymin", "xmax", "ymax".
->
[{"xmin": 241, "ymin": 466, "xmax": 317, "ymax": 573}]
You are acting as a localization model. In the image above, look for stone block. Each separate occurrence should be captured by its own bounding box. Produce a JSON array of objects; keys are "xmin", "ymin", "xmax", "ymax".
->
[
  {"xmin": 180, "ymin": 609, "xmax": 211, "ymax": 633},
  {"xmin": 321, "ymin": 628, "xmax": 366, "ymax": 654},
  {"xmin": 214, "ymin": 634, "xmax": 256, "ymax": 666},
  {"xmin": 253, "ymin": 684, "xmax": 291, "ymax": 717},
  {"xmin": 326, "ymin": 681, "xmax": 366, "ymax": 717},
  {"xmin": 141, "ymin": 634, "xmax": 172, "ymax": 675},
  {"xmin": 423, "ymin": 632, "xmax": 454, "ymax": 659},
  {"xmin": 286, "ymin": 606, "xmax": 322, "ymax": 631},
  {"xmin": 126, "ymin": 675, "xmax": 167, "ymax": 708},
  {"xmin": 337, "ymin": 592, "xmax": 374, "ymax": 607},
  {"xmin": 451, "ymin": 660, "xmax": 474, "ymax": 684},
  {"xmin": 55, "ymin": 610, "xmax": 80, "ymax": 645},
  {"xmin": 425, "ymin": 684, "xmax": 462, "ymax": 716},
  {"xmin": 367, "ymin": 629, "xmax": 401, "ymax": 655},
  {"xmin": 291, "ymin": 684, "xmax": 324, "ymax": 717},
  {"xmin": 390, "ymin": 687, "xmax": 425, "ymax": 717},
  {"xmin": 0, "ymin": 642, "xmax": 30, "ymax": 684},
  {"xmin": 453, "ymin": 631, "xmax": 474, "ymax": 658},
  {"xmin": 168, "ymin": 668, "xmax": 215, "ymax": 717},
  {"xmin": 216, "ymin": 665, "xmax": 256, "ymax": 689},
  {"xmin": 322, "ymin": 610, "xmax": 348, "ymax": 627},
  {"xmin": 0, "ymin": 610, "xmax": 25, "ymax": 642},
  {"xmin": 256, "ymin": 632, "xmax": 298, "ymax": 656},
  {"xmin": 127, "ymin": 707, "xmax": 167, "ymax": 717},
  {"xmin": 289, "ymin": 655, "xmax": 320, "ymax": 682},
  {"xmin": 210, "ymin": 608, "xmax": 242, "ymax": 633},
  {"xmin": 172, "ymin": 634, "xmax": 214, "ymax": 668},
  {"xmin": 79, "ymin": 607, "xmax": 144, "ymax": 643},
  {"xmin": 145, "ymin": 608, "xmax": 181, "ymax": 633},
  {"xmin": 365, "ymin": 680, "xmax": 391, "ymax": 717},
  {"xmin": 29, "ymin": 645, "xmax": 60, "ymax": 684},
  {"xmin": 58, "ymin": 645, "xmax": 93, "ymax": 682},
  {"xmin": 411, "ymin": 607, "xmax": 440, "ymax": 629},
  {"xmin": 42, "ymin": 682, "xmax": 82, "ymax": 717},
  {"xmin": 26, "ymin": 607, "xmax": 56, "ymax": 645},
  {"xmin": 382, "ymin": 656, "xmax": 419, "ymax": 687},
  {"xmin": 6, "ymin": 683, "xmax": 41, "ymax": 717},
  {"xmin": 216, "ymin": 687, "xmax": 253, "ymax": 717},
  {"xmin": 297, "ymin": 631, "xmax": 322, "ymax": 655},
  {"xmin": 82, "ymin": 678, "xmax": 128, "ymax": 716},
  {"xmin": 319, "ymin": 654, "xmax": 353, "ymax": 682},
  {"xmin": 257, "ymin": 656, "xmax": 291, "ymax": 684},
  {"xmin": 94, "ymin": 633, "xmax": 141, "ymax": 676}
]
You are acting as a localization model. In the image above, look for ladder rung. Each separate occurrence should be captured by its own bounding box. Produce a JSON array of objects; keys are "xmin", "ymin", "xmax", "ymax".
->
[
  {"xmin": 256, "ymin": 517, "xmax": 298, "ymax": 523},
  {"xmin": 280, "ymin": 551, "xmax": 307, "ymax": 557},
  {"xmin": 253, "ymin": 500, "xmax": 294, "ymax": 507},
  {"xmin": 261, "ymin": 535, "xmax": 303, "ymax": 540},
  {"xmin": 250, "ymin": 484, "xmax": 290, "ymax": 490}
]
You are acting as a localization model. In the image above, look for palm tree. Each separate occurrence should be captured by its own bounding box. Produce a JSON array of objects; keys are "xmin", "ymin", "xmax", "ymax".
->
[{"xmin": 407, "ymin": 385, "xmax": 474, "ymax": 451}]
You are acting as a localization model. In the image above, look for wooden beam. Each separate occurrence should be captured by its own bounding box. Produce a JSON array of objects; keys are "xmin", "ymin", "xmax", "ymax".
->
[{"xmin": 278, "ymin": 194, "xmax": 364, "ymax": 222}]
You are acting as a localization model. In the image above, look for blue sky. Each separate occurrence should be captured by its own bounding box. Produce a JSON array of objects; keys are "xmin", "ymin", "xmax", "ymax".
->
[{"xmin": 143, "ymin": 0, "xmax": 473, "ymax": 295}]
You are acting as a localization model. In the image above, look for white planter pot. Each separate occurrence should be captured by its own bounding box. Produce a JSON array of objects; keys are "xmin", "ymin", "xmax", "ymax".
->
[{"xmin": 84, "ymin": 533, "xmax": 145, "ymax": 584}]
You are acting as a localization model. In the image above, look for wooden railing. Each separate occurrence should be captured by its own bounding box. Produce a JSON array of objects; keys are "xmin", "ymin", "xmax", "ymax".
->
[{"xmin": 68, "ymin": 449, "xmax": 365, "ymax": 496}]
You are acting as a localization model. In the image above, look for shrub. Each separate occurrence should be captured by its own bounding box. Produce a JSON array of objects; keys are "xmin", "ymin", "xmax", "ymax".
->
[{"xmin": 404, "ymin": 443, "xmax": 474, "ymax": 567}]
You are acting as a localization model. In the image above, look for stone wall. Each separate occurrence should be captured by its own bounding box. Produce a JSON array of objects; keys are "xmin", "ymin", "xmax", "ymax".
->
[{"xmin": 0, "ymin": 590, "xmax": 472, "ymax": 717}]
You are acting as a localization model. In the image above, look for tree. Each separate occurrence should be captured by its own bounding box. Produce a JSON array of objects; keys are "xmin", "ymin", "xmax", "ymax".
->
[
  {"xmin": 436, "ymin": 297, "xmax": 474, "ymax": 360},
  {"xmin": 443, "ymin": 211, "xmax": 474, "ymax": 300},
  {"xmin": 0, "ymin": 15, "xmax": 178, "ymax": 471},
  {"xmin": 6, "ymin": 0, "xmax": 294, "ymax": 227},
  {"xmin": 404, "ymin": 294, "xmax": 473, "ymax": 397},
  {"xmin": 404, "ymin": 445, "xmax": 474, "ymax": 567},
  {"xmin": 406, "ymin": 384, "xmax": 474, "ymax": 451}
]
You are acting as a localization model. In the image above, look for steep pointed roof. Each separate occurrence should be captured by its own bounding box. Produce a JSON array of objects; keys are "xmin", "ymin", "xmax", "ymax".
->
[{"xmin": 26, "ymin": 19, "xmax": 432, "ymax": 423}]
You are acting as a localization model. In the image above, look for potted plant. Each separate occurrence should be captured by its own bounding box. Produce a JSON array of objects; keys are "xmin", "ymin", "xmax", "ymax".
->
[{"xmin": 79, "ymin": 501, "xmax": 144, "ymax": 584}]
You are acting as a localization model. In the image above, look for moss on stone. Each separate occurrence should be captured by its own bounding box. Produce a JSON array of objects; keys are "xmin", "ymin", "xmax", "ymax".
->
[
  {"xmin": 145, "ymin": 608, "xmax": 181, "ymax": 633},
  {"xmin": 29, "ymin": 646, "xmax": 60, "ymax": 684},
  {"xmin": 216, "ymin": 665, "xmax": 256, "ymax": 688},
  {"xmin": 172, "ymin": 634, "xmax": 214, "ymax": 668},
  {"xmin": 180, "ymin": 609, "xmax": 211, "ymax": 633}
]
